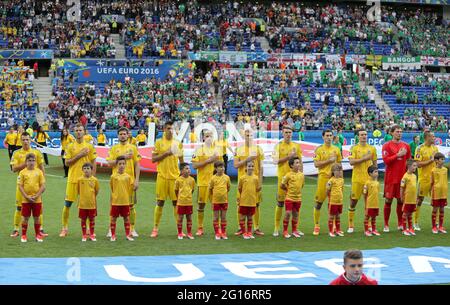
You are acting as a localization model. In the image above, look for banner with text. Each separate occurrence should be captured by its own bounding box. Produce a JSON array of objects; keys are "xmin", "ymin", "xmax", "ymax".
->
[
  {"xmin": 77, "ymin": 60, "xmax": 186, "ymax": 82},
  {"xmin": 1, "ymin": 246, "xmax": 450, "ymax": 284}
]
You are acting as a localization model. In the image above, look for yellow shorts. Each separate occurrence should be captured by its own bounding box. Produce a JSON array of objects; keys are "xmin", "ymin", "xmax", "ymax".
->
[
  {"xmin": 197, "ymin": 186, "xmax": 209, "ymax": 203},
  {"xmin": 156, "ymin": 176, "xmax": 176, "ymax": 202},
  {"xmin": 351, "ymin": 182, "xmax": 365, "ymax": 200},
  {"xmin": 15, "ymin": 185, "xmax": 22, "ymax": 207},
  {"xmin": 418, "ymin": 180, "xmax": 431, "ymax": 198},
  {"xmin": 65, "ymin": 182, "xmax": 78, "ymax": 202},
  {"xmin": 314, "ymin": 175, "xmax": 329, "ymax": 203},
  {"xmin": 277, "ymin": 180, "xmax": 286, "ymax": 202}
]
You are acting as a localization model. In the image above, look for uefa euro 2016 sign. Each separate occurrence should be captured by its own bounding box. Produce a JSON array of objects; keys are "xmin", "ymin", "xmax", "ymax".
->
[{"xmin": 77, "ymin": 61, "xmax": 187, "ymax": 82}]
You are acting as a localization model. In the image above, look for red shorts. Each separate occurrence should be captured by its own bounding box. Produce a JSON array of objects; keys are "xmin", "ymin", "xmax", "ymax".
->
[
  {"xmin": 213, "ymin": 203, "xmax": 228, "ymax": 211},
  {"xmin": 239, "ymin": 206, "xmax": 256, "ymax": 216},
  {"xmin": 384, "ymin": 183, "xmax": 401, "ymax": 199},
  {"xmin": 177, "ymin": 205, "xmax": 193, "ymax": 215},
  {"xmin": 21, "ymin": 202, "xmax": 42, "ymax": 217},
  {"xmin": 110, "ymin": 205, "xmax": 130, "ymax": 217},
  {"xmin": 432, "ymin": 199, "xmax": 448, "ymax": 208},
  {"xmin": 285, "ymin": 200, "xmax": 301, "ymax": 212},
  {"xmin": 328, "ymin": 204, "xmax": 343, "ymax": 216},
  {"xmin": 365, "ymin": 208, "xmax": 379, "ymax": 217},
  {"xmin": 402, "ymin": 204, "xmax": 416, "ymax": 213},
  {"xmin": 79, "ymin": 209, "xmax": 97, "ymax": 219}
]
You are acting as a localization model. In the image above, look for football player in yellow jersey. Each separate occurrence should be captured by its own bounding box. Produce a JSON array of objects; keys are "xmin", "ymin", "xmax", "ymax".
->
[
  {"xmin": 234, "ymin": 128, "xmax": 264, "ymax": 236},
  {"xmin": 60, "ymin": 124, "xmax": 97, "ymax": 237},
  {"xmin": 77, "ymin": 163, "xmax": 99, "ymax": 242},
  {"xmin": 280, "ymin": 157, "xmax": 305, "ymax": 238},
  {"xmin": 60, "ymin": 128, "xmax": 75, "ymax": 178},
  {"xmin": 238, "ymin": 161, "xmax": 261, "ymax": 239},
  {"xmin": 414, "ymin": 131, "xmax": 439, "ymax": 231},
  {"xmin": 209, "ymin": 161, "xmax": 231, "ymax": 240},
  {"xmin": 109, "ymin": 156, "xmax": 135, "ymax": 242},
  {"xmin": 10, "ymin": 133, "xmax": 45, "ymax": 237},
  {"xmin": 363, "ymin": 166, "xmax": 381, "ymax": 236},
  {"xmin": 151, "ymin": 121, "xmax": 184, "ymax": 238},
  {"xmin": 191, "ymin": 130, "xmax": 222, "ymax": 236},
  {"xmin": 313, "ymin": 129, "xmax": 342, "ymax": 235},
  {"xmin": 347, "ymin": 129, "xmax": 377, "ymax": 233},
  {"xmin": 272, "ymin": 125, "xmax": 303, "ymax": 236},
  {"xmin": 175, "ymin": 162, "xmax": 196, "ymax": 240},
  {"xmin": 215, "ymin": 130, "xmax": 234, "ymax": 174},
  {"xmin": 18, "ymin": 153, "xmax": 46, "ymax": 243},
  {"xmin": 326, "ymin": 163, "xmax": 345, "ymax": 237},
  {"xmin": 136, "ymin": 129, "xmax": 147, "ymax": 146},
  {"xmin": 107, "ymin": 127, "xmax": 141, "ymax": 237},
  {"xmin": 83, "ymin": 127, "xmax": 94, "ymax": 144},
  {"xmin": 400, "ymin": 160, "xmax": 418, "ymax": 236},
  {"xmin": 15, "ymin": 125, "xmax": 24, "ymax": 150},
  {"xmin": 4, "ymin": 126, "xmax": 17, "ymax": 162},
  {"xmin": 430, "ymin": 153, "xmax": 448, "ymax": 234},
  {"xmin": 127, "ymin": 130, "xmax": 137, "ymax": 145},
  {"xmin": 96, "ymin": 128, "xmax": 107, "ymax": 146}
]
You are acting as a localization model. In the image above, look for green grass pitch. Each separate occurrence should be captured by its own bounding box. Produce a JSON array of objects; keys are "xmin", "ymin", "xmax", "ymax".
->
[{"xmin": 0, "ymin": 150, "xmax": 449, "ymax": 258}]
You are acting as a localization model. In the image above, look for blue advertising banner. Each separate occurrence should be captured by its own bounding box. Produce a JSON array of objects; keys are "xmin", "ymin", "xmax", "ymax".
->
[
  {"xmin": 0, "ymin": 50, "xmax": 53, "ymax": 59},
  {"xmin": 76, "ymin": 60, "xmax": 187, "ymax": 82},
  {"xmin": 0, "ymin": 246, "xmax": 449, "ymax": 284}
]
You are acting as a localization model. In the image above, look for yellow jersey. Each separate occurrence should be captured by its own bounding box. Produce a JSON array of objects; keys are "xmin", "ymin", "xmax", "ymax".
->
[
  {"xmin": 282, "ymin": 171, "xmax": 305, "ymax": 202},
  {"xmin": 400, "ymin": 173, "xmax": 417, "ymax": 204},
  {"xmin": 110, "ymin": 172, "xmax": 133, "ymax": 206},
  {"xmin": 153, "ymin": 136, "xmax": 183, "ymax": 179},
  {"xmin": 18, "ymin": 168, "xmax": 45, "ymax": 203},
  {"xmin": 61, "ymin": 134, "xmax": 75, "ymax": 151},
  {"xmin": 77, "ymin": 176, "xmax": 99, "ymax": 209},
  {"xmin": 83, "ymin": 134, "xmax": 94, "ymax": 144},
  {"xmin": 36, "ymin": 132, "xmax": 49, "ymax": 143},
  {"xmin": 10, "ymin": 147, "xmax": 44, "ymax": 171},
  {"xmin": 97, "ymin": 133, "xmax": 106, "ymax": 145},
  {"xmin": 107, "ymin": 143, "xmax": 141, "ymax": 182},
  {"xmin": 238, "ymin": 174, "xmax": 260, "ymax": 207},
  {"xmin": 431, "ymin": 167, "xmax": 448, "ymax": 200},
  {"xmin": 314, "ymin": 144, "xmax": 342, "ymax": 178},
  {"xmin": 192, "ymin": 145, "xmax": 222, "ymax": 186},
  {"xmin": 363, "ymin": 179, "xmax": 379, "ymax": 209},
  {"xmin": 189, "ymin": 132, "xmax": 197, "ymax": 143},
  {"xmin": 208, "ymin": 174, "xmax": 231, "ymax": 204},
  {"xmin": 348, "ymin": 144, "xmax": 377, "ymax": 183},
  {"xmin": 235, "ymin": 144, "xmax": 264, "ymax": 180},
  {"xmin": 128, "ymin": 137, "xmax": 137, "ymax": 145},
  {"xmin": 5, "ymin": 132, "xmax": 17, "ymax": 145},
  {"xmin": 136, "ymin": 134, "xmax": 146, "ymax": 143},
  {"xmin": 273, "ymin": 141, "xmax": 302, "ymax": 179},
  {"xmin": 327, "ymin": 176, "xmax": 344, "ymax": 205},
  {"xmin": 15, "ymin": 132, "xmax": 23, "ymax": 147},
  {"xmin": 215, "ymin": 139, "xmax": 229, "ymax": 155},
  {"xmin": 415, "ymin": 144, "xmax": 439, "ymax": 181},
  {"xmin": 65, "ymin": 141, "xmax": 97, "ymax": 183},
  {"xmin": 175, "ymin": 176, "xmax": 195, "ymax": 206}
]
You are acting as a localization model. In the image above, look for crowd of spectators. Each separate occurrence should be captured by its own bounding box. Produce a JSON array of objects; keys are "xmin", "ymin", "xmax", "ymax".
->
[
  {"xmin": 0, "ymin": 0, "xmax": 116, "ymax": 58},
  {"xmin": 0, "ymin": 1, "xmax": 448, "ymax": 59},
  {"xmin": 378, "ymin": 72, "xmax": 449, "ymax": 104}
]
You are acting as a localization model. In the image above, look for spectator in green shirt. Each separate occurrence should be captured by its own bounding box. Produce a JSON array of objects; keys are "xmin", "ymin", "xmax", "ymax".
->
[
  {"xmin": 332, "ymin": 135, "xmax": 343, "ymax": 157},
  {"xmin": 409, "ymin": 135, "xmax": 420, "ymax": 158},
  {"xmin": 298, "ymin": 126, "xmax": 305, "ymax": 141},
  {"xmin": 384, "ymin": 126, "xmax": 393, "ymax": 142}
]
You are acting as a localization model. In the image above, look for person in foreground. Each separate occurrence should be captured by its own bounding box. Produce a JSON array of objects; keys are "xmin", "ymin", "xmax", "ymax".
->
[{"xmin": 330, "ymin": 249, "xmax": 378, "ymax": 285}]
